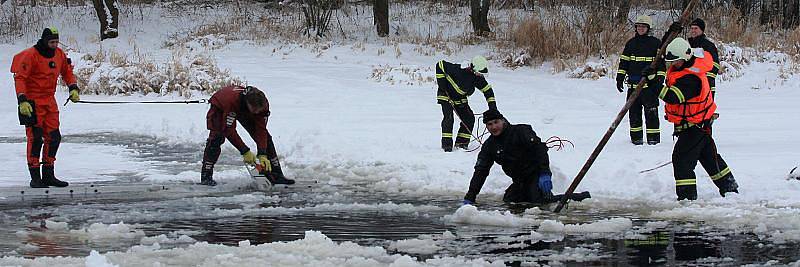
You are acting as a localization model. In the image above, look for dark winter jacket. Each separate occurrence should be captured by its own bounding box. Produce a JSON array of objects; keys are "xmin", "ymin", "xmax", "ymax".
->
[
  {"xmin": 688, "ymin": 34, "xmax": 721, "ymax": 91},
  {"xmin": 617, "ymin": 34, "xmax": 666, "ymax": 88},
  {"xmin": 464, "ymin": 123, "xmax": 550, "ymax": 202},
  {"xmin": 435, "ymin": 60, "xmax": 496, "ymax": 108}
]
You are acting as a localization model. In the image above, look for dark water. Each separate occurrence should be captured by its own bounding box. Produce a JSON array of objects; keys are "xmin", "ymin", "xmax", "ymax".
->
[{"xmin": 1, "ymin": 133, "xmax": 799, "ymax": 266}]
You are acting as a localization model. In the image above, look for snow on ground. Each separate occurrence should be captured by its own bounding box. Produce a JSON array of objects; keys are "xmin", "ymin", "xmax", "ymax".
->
[{"xmin": 1, "ymin": 2, "xmax": 799, "ymax": 265}]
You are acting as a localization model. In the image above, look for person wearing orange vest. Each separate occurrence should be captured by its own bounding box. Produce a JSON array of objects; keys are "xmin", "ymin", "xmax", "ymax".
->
[
  {"xmin": 643, "ymin": 35, "xmax": 738, "ymax": 200},
  {"xmin": 11, "ymin": 27, "xmax": 80, "ymax": 188}
]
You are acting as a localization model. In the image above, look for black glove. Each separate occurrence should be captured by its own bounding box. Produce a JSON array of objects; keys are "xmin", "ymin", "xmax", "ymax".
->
[
  {"xmin": 669, "ymin": 22, "xmax": 683, "ymax": 33},
  {"xmin": 616, "ymin": 79, "xmax": 624, "ymax": 93},
  {"xmin": 641, "ymin": 66, "xmax": 657, "ymax": 81},
  {"xmin": 488, "ymin": 102, "xmax": 497, "ymax": 111}
]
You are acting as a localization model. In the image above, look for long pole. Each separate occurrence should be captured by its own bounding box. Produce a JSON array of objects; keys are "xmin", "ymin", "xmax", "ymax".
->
[{"xmin": 553, "ymin": 0, "xmax": 699, "ymax": 213}]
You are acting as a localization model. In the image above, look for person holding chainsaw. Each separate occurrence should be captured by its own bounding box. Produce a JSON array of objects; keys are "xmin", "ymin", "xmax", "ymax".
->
[
  {"xmin": 200, "ymin": 85, "xmax": 294, "ymax": 186},
  {"xmin": 11, "ymin": 27, "xmax": 80, "ymax": 188},
  {"xmin": 462, "ymin": 110, "xmax": 590, "ymax": 205}
]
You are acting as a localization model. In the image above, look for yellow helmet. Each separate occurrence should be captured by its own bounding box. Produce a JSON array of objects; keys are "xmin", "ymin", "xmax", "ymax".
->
[
  {"xmin": 471, "ymin": 56, "xmax": 489, "ymax": 74},
  {"xmin": 634, "ymin": 15, "xmax": 652, "ymax": 28},
  {"xmin": 665, "ymin": 37, "xmax": 692, "ymax": 62}
]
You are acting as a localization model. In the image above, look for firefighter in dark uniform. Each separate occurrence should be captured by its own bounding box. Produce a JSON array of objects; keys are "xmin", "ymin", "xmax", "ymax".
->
[
  {"xmin": 687, "ymin": 18, "xmax": 721, "ymax": 97},
  {"xmin": 436, "ymin": 56, "xmax": 497, "ymax": 152},
  {"xmin": 642, "ymin": 34, "xmax": 739, "ymax": 200},
  {"xmin": 201, "ymin": 85, "xmax": 294, "ymax": 186},
  {"xmin": 616, "ymin": 15, "xmax": 665, "ymax": 145},
  {"xmin": 462, "ymin": 110, "xmax": 590, "ymax": 205}
]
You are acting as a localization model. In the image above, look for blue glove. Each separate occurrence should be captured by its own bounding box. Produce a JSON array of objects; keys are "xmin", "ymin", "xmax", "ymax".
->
[
  {"xmin": 461, "ymin": 199, "xmax": 474, "ymax": 205},
  {"xmin": 538, "ymin": 173, "xmax": 553, "ymax": 192}
]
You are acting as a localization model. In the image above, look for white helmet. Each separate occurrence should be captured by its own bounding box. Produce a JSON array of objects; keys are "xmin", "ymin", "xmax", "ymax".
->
[
  {"xmin": 665, "ymin": 37, "xmax": 692, "ymax": 62},
  {"xmin": 471, "ymin": 56, "xmax": 489, "ymax": 73},
  {"xmin": 634, "ymin": 15, "xmax": 652, "ymax": 28}
]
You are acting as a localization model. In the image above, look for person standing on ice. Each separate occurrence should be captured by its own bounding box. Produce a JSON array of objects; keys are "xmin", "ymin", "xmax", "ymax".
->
[
  {"xmin": 462, "ymin": 110, "xmax": 590, "ymax": 205},
  {"xmin": 687, "ymin": 19, "xmax": 721, "ymax": 98},
  {"xmin": 641, "ymin": 33, "xmax": 738, "ymax": 200},
  {"xmin": 435, "ymin": 56, "xmax": 498, "ymax": 152},
  {"xmin": 200, "ymin": 85, "xmax": 294, "ymax": 186},
  {"xmin": 615, "ymin": 15, "xmax": 664, "ymax": 146},
  {"xmin": 11, "ymin": 27, "xmax": 80, "ymax": 188}
]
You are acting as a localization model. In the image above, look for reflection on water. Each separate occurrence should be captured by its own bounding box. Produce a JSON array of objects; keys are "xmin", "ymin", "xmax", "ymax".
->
[{"xmin": 0, "ymin": 133, "xmax": 798, "ymax": 265}]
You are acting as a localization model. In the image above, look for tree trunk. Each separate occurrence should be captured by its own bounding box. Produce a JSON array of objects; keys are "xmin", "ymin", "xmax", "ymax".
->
[
  {"xmin": 373, "ymin": 0, "xmax": 389, "ymax": 37},
  {"xmin": 783, "ymin": 0, "xmax": 800, "ymax": 29},
  {"xmin": 470, "ymin": 0, "xmax": 492, "ymax": 36},
  {"xmin": 92, "ymin": 0, "xmax": 119, "ymax": 40},
  {"xmin": 732, "ymin": 0, "xmax": 752, "ymax": 24},
  {"xmin": 616, "ymin": 0, "xmax": 630, "ymax": 24}
]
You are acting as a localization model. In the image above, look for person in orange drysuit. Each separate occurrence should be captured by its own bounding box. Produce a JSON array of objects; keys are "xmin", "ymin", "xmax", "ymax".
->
[{"xmin": 11, "ymin": 27, "xmax": 81, "ymax": 188}]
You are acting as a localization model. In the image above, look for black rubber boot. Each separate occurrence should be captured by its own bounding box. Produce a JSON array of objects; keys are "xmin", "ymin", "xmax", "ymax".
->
[
  {"xmin": 442, "ymin": 138, "xmax": 453, "ymax": 152},
  {"xmin": 454, "ymin": 142, "xmax": 469, "ymax": 150},
  {"xmin": 29, "ymin": 167, "xmax": 48, "ymax": 188},
  {"xmin": 718, "ymin": 177, "xmax": 739, "ymax": 197},
  {"xmin": 267, "ymin": 158, "xmax": 295, "ymax": 185},
  {"xmin": 676, "ymin": 186, "xmax": 697, "ymax": 201},
  {"xmin": 647, "ymin": 134, "xmax": 660, "ymax": 145},
  {"xmin": 632, "ymin": 138, "xmax": 644, "ymax": 145},
  {"xmin": 200, "ymin": 162, "xmax": 217, "ymax": 186},
  {"xmin": 41, "ymin": 166, "xmax": 68, "ymax": 187}
]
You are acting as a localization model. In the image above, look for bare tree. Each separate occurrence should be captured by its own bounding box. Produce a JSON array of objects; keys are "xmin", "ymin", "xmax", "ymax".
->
[
  {"xmin": 470, "ymin": 0, "xmax": 492, "ymax": 36},
  {"xmin": 374, "ymin": 0, "xmax": 389, "ymax": 37},
  {"xmin": 301, "ymin": 0, "xmax": 340, "ymax": 37},
  {"xmin": 616, "ymin": 0, "xmax": 631, "ymax": 24},
  {"xmin": 92, "ymin": 0, "xmax": 119, "ymax": 40}
]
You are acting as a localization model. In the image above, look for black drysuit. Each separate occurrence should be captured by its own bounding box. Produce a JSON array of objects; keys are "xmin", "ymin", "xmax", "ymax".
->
[
  {"xmin": 617, "ymin": 33, "xmax": 665, "ymax": 144},
  {"xmin": 435, "ymin": 60, "xmax": 497, "ymax": 149}
]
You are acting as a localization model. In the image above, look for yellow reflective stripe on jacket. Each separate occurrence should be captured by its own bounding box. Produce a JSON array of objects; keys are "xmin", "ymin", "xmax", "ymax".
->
[
  {"xmin": 710, "ymin": 167, "xmax": 731, "ymax": 180},
  {"xmin": 707, "ymin": 73, "xmax": 717, "ymax": 78},
  {"xmin": 437, "ymin": 96, "xmax": 450, "ymax": 101},
  {"xmin": 436, "ymin": 74, "xmax": 445, "ymax": 78},
  {"xmin": 630, "ymin": 127, "xmax": 643, "ymax": 132},
  {"xmin": 634, "ymin": 56, "xmax": 655, "ymax": 62},
  {"xmin": 438, "ymin": 61, "xmax": 466, "ymax": 95},
  {"xmin": 442, "ymin": 133, "xmax": 453, "ymax": 138},
  {"xmin": 657, "ymin": 71, "xmax": 666, "ymax": 77},
  {"xmin": 668, "ymin": 86, "xmax": 686, "ymax": 103},
  {"xmin": 457, "ymin": 133, "xmax": 472, "ymax": 139},
  {"xmin": 486, "ymin": 97, "xmax": 496, "ymax": 102},
  {"xmin": 646, "ymin": 128, "xmax": 660, "ymax": 133},
  {"xmin": 480, "ymin": 84, "xmax": 492, "ymax": 93},
  {"xmin": 659, "ymin": 86, "xmax": 669, "ymax": 99},
  {"xmin": 618, "ymin": 69, "xmax": 627, "ymax": 74},
  {"xmin": 713, "ymin": 62, "xmax": 721, "ymax": 69},
  {"xmin": 675, "ymin": 179, "xmax": 697, "ymax": 186},
  {"xmin": 620, "ymin": 55, "xmax": 631, "ymax": 61}
]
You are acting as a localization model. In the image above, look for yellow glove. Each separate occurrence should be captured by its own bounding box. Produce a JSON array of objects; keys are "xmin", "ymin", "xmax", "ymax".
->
[
  {"xmin": 242, "ymin": 151, "xmax": 256, "ymax": 165},
  {"xmin": 19, "ymin": 102, "xmax": 33, "ymax": 117},
  {"xmin": 69, "ymin": 89, "xmax": 80, "ymax": 103},
  {"xmin": 258, "ymin": 155, "xmax": 272, "ymax": 173}
]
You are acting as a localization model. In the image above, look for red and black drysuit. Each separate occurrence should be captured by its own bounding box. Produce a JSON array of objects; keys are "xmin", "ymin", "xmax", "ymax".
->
[
  {"xmin": 201, "ymin": 85, "xmax": 283, "ymax": 183},
  {"xmin": 11, "ymin": 31, "xmax": 77, "ymax": 185},
  {"xmin": 435, "ymin": 60, "xmax": 497, "ymax": 151}
]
